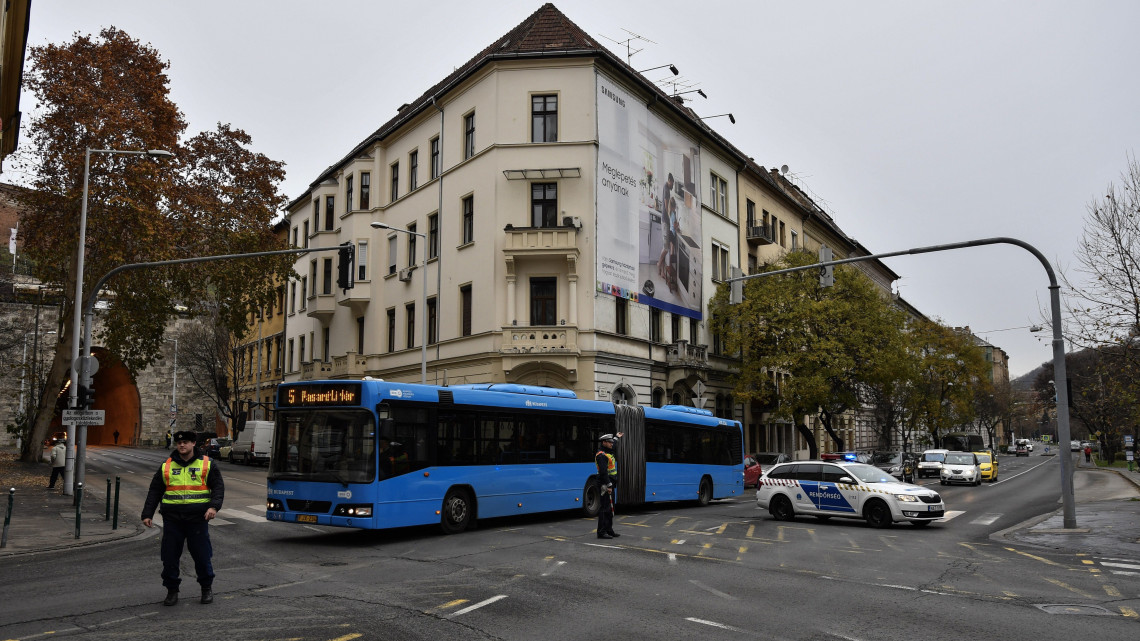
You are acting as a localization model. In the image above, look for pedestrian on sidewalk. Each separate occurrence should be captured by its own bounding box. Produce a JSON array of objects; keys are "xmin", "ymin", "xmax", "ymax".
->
[
  {"xmin": 46, "ymin": 437, "xmax": 66, "ymax": 489},
  {"xmin": 1084, "ymin": 445, "xmax": 1092, "ymax": 463},
  {"xmin": 113, "ymin": 430, "xmax": 120, "ymax": 445},
  {"xmin": 141, "ymin": 430, "xmax": 224, "ymax": 606}
]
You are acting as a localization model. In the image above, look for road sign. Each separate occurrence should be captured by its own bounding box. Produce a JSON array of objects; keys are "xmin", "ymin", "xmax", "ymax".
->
[{"xmin": 62, "ymin": 409, "xmax": 105, "ymax": 425}]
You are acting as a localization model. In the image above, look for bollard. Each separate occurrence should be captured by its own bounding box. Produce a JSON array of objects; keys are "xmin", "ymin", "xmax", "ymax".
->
[
  {"xmin": 112, "ymin": 476, "xmax": 121, "ymax": 530},
  {"xmin": 74, "ymin": 482, "xmax": 83, "ymax": 539},
  {"xmin": 105, "ymin": 477, "xmax": 111, "ymax": 521},
  {"xmin": 1, "ymin": 488, "xmax": 13, "ymax": 548}
]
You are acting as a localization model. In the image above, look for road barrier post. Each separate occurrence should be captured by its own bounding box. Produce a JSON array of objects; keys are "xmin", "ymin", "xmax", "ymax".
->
[
  {"xmin": 113, "ymin": 476, "xmax": 121, "ymax": 530},
  {"xmin": 1, "ymin": 488, "xmax": 13, "ymax": 548},
  {"xmin": 74, "ymin": 482, "xmax": 83, "ymax": 539}
]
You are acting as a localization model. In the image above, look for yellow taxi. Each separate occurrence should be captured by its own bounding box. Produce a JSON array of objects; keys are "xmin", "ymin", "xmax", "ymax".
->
[{"xmin": 973, "ymin": 450, "xmax": 999, "ymax": 482}]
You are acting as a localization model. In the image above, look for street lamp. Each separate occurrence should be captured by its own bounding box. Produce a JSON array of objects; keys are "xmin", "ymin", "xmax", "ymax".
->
[
  {"xmin": 67, "ymin": 147, "xmax": 173, "ymax": 496},
  {"xmin": 371, "ymin": 221, "xmax": 428, "ymax": 384}
]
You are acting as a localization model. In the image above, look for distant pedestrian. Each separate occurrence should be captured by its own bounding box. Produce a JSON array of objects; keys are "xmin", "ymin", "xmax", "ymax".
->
[
  {"xmin": 113, "ymin": 430, "xmax": 120, "ymax": 445},
  {"xmin": 141, "ymin": 430, "xmax": 224, "ymax": 606},
  {"xmin": 165, "ymin": 429, "xmax": 172, "ymax": 448},
  {"xmin": 1084, "ymin": 445, "xmax": 1092, "ymax": 463},
  {"xmin": 46, "ymin": 438, "xmax": 66, "ymax": 489}
]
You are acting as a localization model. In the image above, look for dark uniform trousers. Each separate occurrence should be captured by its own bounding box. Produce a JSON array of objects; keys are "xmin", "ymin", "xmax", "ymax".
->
[
  {"xmin": 598, "ymin": 479, "xmax": 616, "ymax": 535},
  {"xmin": 161, "ymin": 515, "xmax": 214, "ymax": 590}
]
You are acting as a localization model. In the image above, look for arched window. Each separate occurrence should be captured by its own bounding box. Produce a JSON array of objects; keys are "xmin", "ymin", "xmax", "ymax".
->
[{"xmin": 652, "ymin": 387, "xmax": 665, "ymax": 408}]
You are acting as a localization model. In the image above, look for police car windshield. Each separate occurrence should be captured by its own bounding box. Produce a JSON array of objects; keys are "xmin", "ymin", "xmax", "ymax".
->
[{"xmin": 841, "ymin": 463, "xmax": 899, "ymax": 484}]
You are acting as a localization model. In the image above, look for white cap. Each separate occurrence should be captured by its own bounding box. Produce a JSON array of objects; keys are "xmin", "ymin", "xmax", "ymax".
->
[{"xmin": 599, "ymin": 434, "xmax": 616, "ymax": 442}]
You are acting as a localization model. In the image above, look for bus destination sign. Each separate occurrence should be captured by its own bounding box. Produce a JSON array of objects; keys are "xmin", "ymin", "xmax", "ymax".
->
[{"xmin": 278, "ymin": 383, "xmax": 362, "ymax": 407}]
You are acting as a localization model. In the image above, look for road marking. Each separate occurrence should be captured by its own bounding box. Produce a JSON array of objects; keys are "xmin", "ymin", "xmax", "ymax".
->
[
  {"xmin": 969, "ymin": 513, "xmax": 1002, "ymax": 525},
  {"xmin": 1042, "ymin": 577, "xmax": 1095, "ymax": 598},
  {"xmin": 668, "ymin": 553, "xmax": 677, "ymax": 565},
  {"xmin": 224, "ymin": 510, "xmax": 266, "ymax": 522},
  {"xmin": 1121, "ymin": 607, "xmax": 1138, "ymax": 618},
  {"xmin": 689, "ymin": 579, "xmax": 736, "ymax": 600},
  {"xmin": 328, "ymin": 635, "xmax": 363, "ymax": 641},
  {"xmin": 540, "ymin": 561, "xmax": 566, "ymax": 576},
  {"xmin": 1103, "ymin": 585, "xmax": 1122, "ymax": 598},
  {"xmin": 448, "ymin": 595, "xmax": 507, "ymax": 617},
  {"xmin": 1101, "ymin": 561, "xmax": 1140, "ymax": 571},
  {"xmin": 684, "ymin": 618, "xmax": 750, "ymax": 634},
  {"xmin": 1005, "ymin": 547, "xmax": 1064, "ymax": 567},
  {"xmin": 432, "ymin": 599, "xmax": 468, "ymax": 611},
  {"xmin": 585, "ymin": 542, "xmax": 622, "ymax": 549},
  {"xmin": 939, "ymin": 510, "xmax": 965, "ymax": 521}
]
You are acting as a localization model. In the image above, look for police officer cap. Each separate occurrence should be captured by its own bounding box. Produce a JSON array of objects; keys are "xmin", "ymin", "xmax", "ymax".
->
[
  {"xmin": 599, "ymin": 434, "xmax": 616, "ymax": 442},
  {"xmin": 173, "ymin": 430, "xmax": 197, "ymax": 443}
]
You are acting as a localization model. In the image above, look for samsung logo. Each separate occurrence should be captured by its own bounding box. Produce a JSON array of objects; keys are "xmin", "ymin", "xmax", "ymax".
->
[{"xmin": 600, "ymin": 85, "xmax": 625, "ymax": 108}]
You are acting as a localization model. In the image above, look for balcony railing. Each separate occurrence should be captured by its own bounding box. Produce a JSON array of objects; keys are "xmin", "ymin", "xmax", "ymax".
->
[
  {"xmin": 501, "ymin": 326, "xmax": 579, "ymax": 354},
  {"xmin": 332, "ymin": 353, "xmax": 368, "ymax": 378},
  {"xmin": 503, "ymin": 225, "xmax": 580, "ymax": 257},
  {"xmin": 666, "ymin": 339, "xmax": 708, "ymax": 368},
  {"xmin": 299, "ymin": 360, "xmax": 333, "ymax": 380},
  {"xmin": 746, "ymin": 224, "xmax": 774, "ymax": 246}
]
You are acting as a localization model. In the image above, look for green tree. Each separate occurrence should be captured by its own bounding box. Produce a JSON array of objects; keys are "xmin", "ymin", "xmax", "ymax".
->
[
  {"xmin": 15, "ymin": 28, "xmax": 291, "ymax": 462},
  {"xmin": 900, "ymin": 320, "xmax": 988, "ymax": 448},
  {"xmin": 710, "ymin": 251, "xmax": 908, "ymax": 458}
]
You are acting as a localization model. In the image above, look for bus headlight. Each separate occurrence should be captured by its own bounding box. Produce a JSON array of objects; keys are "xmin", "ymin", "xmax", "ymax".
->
[
  {"xmin": 334, "ymin": 504, "xmax": 373, "ymax": 517},
  {"xmin": 267, "ymin": 498, "xmax": 284, "ymax": 511}
]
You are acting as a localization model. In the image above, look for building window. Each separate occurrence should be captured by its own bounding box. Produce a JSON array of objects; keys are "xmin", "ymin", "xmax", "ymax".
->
[
  {"xmin": 463, "ymin": 111, "xmax": 475, "ymax": 159},
  {"xmin": 430, "ymin": 136, "xmax": 440, "ymax": 179},
  {"xmin": 406, "ymin": 303, "xmax": 416, "ymax": 349},
  {"xmin": 324, "ymin": 196, "xmax": 334, "ymax": 230},
  {"xmin": 779, "ymin": 220, "xmax": 786, "ymax": 247},
  {"xmin": 428, "ymin": 213, "xmax": 439, "ymax": 259},
  {"xmin": 312, "ymin": 200, "xmax": 319, "ymax": 229},
  {"xmin": 461, "ymin": 195, "xmax": 474, "ymax": 244},
  {"xmin": 322, "ymin": 257, "xmax": 333, "ymax": 294},
  {"xmin": 711, "ymin": 242, "xmax": 729, "ymax": 281},
  {"xmin": 292, "ymin": 226, "xmax": 298, "ymax": 248},
  {"xmin": 360, "ymin": 172, "xmax": 370, "ymax": 210},
  {"xmin": 671, "ymin": 314, "xmax": 680, "ymax": 343},
  {"xmin": 388, "ymin": 236, "xmax": 397, "ymax": 275},
  {"xmin": 711, "ymin": 312, "xmax": 723, "ymax": 355},
  {"xmin": 790, "ymin": 230, "xmax": 798, "ymax": 250},
  {"xmin": 300, "ymin": 277, "xmax": 308, "ymax": 310},
  {"xmin": 407, "ymin": 223, "xmax": 417, "ymax": 266},
  {"xmin": 531, "ymin": 94, "xmax": 557, "ymax": 143},
  {"xmin": 650, "ymin": 307, "xmax": 661, "ymax": 343},
  {"xmin": 709, "ymin": 171, "xmax": 728, "ymax": 215},
  {"xmin": 530, "ymin": 277, "xmax": 556, "ymax": 326},
  {"xmin": 615, "ymin": 296, "xmax": 627, "ymax": 335},
  {"xmin": 302, "ymin": 220, "xmax": 309, "ymax": 248},
  {"xmin": 390, "ymin": 162, "xmax": 399, "ymax": 203},
  {"xmin": 356, "ymin": 317, "xmax": 365, "ymax": 354},
  {"xmin": 287, "ymin": 338, "xmax": 294, "ymax": 372},
  {"xmin": 289, "ymin": 282, "xmax": 296, "ymax": 314},
  {"xmin": 460, "ymin": 284, "xmax": 472, "ymax": 336},
  {"xmin": 746, "ymin": 199, "xmax": 756, "ymax": 228},
  {"xmin": 346, "ymin": 175, "xmax": 353, "ymax": 213},
  {"xmin": 322, "ymin": 327, "xmax": 330, "ymax": 362},
  {"xmin": 387, "ymin": 308, "xmax": 396, "ymax": 352},
  {"xmin": 299, "ymin": 335, "xmax": 306, "ymax": 364},
  {"xmin": 357, "ymin": 240, "xmax": 368, "ymax": 281},
  {"xmin": 427, "ymin": 297, "xmax": 438, "ymax": 345},
  {"xmin": 409, "ymin": 150, "xmax": 418, "ymax": 191},
  {"xmin": 690, "ymin": 318, "xmax": 699, "ymax": 345},
  {"xmin": 531, "ymin": 183, "xmax": 557, "ymax": 227}
]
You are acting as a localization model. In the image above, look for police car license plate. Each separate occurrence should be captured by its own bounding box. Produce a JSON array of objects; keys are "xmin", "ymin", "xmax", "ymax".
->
[
  {"xmin": 928, "ymin": 505, "xmax": 939, "ymax": 512},
  {"xmin": 297, "ymin": 514, "xmax": 317, "ymax": 523}
]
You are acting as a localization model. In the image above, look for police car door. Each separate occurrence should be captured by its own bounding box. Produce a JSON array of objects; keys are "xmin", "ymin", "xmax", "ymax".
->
[
  {"xmin": 792, "ymin": 463, "xmax": 822, "ymax": 514},
  {"xmin": 816, "ymin": 464, "xmax": 858, "ymax": 514}
]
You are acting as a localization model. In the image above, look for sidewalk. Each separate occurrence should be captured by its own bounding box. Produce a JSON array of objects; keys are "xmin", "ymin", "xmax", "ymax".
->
[{"xmin": 997, "ymin": 454, "xmax": 1140, "ymax": 557}]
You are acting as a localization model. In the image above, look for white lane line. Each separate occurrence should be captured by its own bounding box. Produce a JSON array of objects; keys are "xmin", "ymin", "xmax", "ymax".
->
[
  {"xmin": 688, "ymin": 579, "xmax": 736, "ymax": 600},
  {"xmin": 223, "ymin": 510, "xmax": 266, "ymax": 522},
  {"xmin": 541, "ymin": 561, "xmax": 566, "ymax": 577},
  {"xmin": 585, "ymin": 542, "xmax": 622, "ymax": 549},
  {"xmin": 990, "ymin": 457, "xmax": 1055, "ymax": 484},
  {"xmin": 684, "ymin": 618, "xmax": 750, "ymax": 634},
  {"xmin": 1102, "ymin": 562, "xmax": 1140, "ymax": 571},
  {"xmin": 668, "ymin": 553, "xmax": 678, "ymax": 565},
  {"xmin": 247, "ymin": 504, "xmax": 267, "ymax": 511},
  {"xmin": 970, "ymin": 513, "xmax": 1002, "ymax": 525},
  {"xmin": 939, "ymin": 510, "xmax": 966, "ymax": 522},
  {"xmin": 448, "ymin": 595, "xmax": 507, "ymax": 617},
  {"xmin": 1109, "ymin": 570, "xmax": 1140, "ymax": 576}
]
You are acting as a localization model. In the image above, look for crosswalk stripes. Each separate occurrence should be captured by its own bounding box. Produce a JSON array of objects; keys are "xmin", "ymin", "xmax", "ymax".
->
[
  {"xmin": 1097, "ymin": 557, "xmax": 1140, "ymax": 576},
  {"xmin": 939, "ymin": 510, "xmax": 966, "ymax": 522},
  {"xmin": 151, "ymin": 506, "xmax": 266, "ymax": 528}
]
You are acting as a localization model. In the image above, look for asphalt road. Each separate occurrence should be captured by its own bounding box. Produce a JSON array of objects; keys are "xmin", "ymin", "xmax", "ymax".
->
[{"xmin": 1, "ymin": 448, "xmax": 1136, "ymax": 640}]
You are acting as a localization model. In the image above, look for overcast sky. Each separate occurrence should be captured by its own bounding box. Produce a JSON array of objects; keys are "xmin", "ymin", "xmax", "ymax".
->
[{"xmin": 14, "ymin": 1, "xmax": 1140, "ymax": 377}]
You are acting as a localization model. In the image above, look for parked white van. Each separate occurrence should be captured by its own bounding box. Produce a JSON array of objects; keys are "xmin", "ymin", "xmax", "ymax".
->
[
  {"xmin": 228, "ymin": 420, "xmax": 273, "ymax": 465},
  {"xmin": 917, "ymin": 449, "xmax": 949, "ymax": 479}
]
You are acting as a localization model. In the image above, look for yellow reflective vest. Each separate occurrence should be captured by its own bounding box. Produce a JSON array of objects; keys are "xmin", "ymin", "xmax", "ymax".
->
[
  {"xmin": 161, "ymin": 456, "xmax": 212, "ymax": 505},
  {"xmin": 596, "ymin": 450, "xmax": 617, "ymax": 477}
]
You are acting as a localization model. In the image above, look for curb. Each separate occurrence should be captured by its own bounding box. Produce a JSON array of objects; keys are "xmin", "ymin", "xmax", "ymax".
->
[{"xmin": 0, "ymin": 522, "xmax": 156, "ymax": 558}]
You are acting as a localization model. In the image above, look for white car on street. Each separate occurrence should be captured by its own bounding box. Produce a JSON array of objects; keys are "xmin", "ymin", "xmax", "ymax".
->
[
  {"xmin": 756, "ymin": 460, "xmax": 945, "ymax": 528},
  {"xmin": 939, "ymin": 451, "xmax": 982, "ymax": 486}
]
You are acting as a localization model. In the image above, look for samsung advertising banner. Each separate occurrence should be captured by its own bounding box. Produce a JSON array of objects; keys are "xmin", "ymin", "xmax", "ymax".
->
[{"xmin": 596, "ymin": 73, "xmax": 703, "ymax": 319}]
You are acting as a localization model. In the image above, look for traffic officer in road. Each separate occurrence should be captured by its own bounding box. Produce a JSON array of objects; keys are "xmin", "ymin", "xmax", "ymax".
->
[
  {"xmin": 595, "ymin": 432, "xmax": 624, "ymax": 539},
  {"xmin": 141, "ymin": 430, "xmax": 224, "ymax": 606}
]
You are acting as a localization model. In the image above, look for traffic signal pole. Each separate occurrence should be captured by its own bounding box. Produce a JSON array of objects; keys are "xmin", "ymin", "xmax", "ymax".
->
[
  {"xmin": 725, "ymin": 236, "xmax": 1078, "ymax": 529},
  {"xmin": 74, "ymin": 245, "xmax": 350, "ymax": 495}
]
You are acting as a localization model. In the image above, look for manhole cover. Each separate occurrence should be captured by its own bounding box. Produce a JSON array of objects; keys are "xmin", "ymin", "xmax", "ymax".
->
[{"xmin": 1036, "ymin": 604, "xmax": 1114, "ymax": 616}]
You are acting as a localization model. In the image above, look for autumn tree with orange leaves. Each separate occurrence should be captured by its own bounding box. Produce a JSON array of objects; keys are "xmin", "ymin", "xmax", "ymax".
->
[{"xmin": 14, "ymin": 28, "xmax": 292, "ymax": 462}]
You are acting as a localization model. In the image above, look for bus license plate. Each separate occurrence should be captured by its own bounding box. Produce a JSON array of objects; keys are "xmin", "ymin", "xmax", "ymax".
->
[{"xmin": 297, "ymin": 514, "xmax": 317, "ymax": 523}]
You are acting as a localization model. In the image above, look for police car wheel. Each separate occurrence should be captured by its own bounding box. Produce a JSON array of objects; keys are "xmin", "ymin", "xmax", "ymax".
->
[
  {"xmin": 770, "ymin": 495, "xmax": 795, "ymax": 521},
  {"xmin": 863, "ymin": 499, "xmax": 892, "ymax": 528}
]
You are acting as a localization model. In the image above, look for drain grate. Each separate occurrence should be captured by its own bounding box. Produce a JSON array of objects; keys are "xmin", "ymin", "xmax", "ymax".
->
[{"xmin": 1036, "ymin": 604, "xmax": 1115, "ymax": 616}]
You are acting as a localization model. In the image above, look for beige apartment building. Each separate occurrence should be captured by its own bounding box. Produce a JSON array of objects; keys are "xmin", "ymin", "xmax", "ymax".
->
[
  {"xmin": 235, "ymin": 220, "xmax": 290, "ymax": 424},
  {"xmin": 280, "ymin": 4, "xmax": 905, "ymax": 456}
]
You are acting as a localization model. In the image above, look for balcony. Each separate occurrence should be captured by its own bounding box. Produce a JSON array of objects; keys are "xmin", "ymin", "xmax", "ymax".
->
[
  {"xmin": 746, "ymin": 224, "xmax": 774, "ymax": 246},
  {"xmin": 501, "ymin": 326, "xmax": 579, "ymax": 354},
  {"xmin": 503, "ymin": 225, "xmax": 580, "ymax": 260},
  {"xmin": 332, "ymin": 353, "xmax": 368, "ymax": 378},
  {"xmin": 666, "ymin": 340, "xmax": 708, "ymax": 368},
  {"xmin": 306, "ymin": 294, "xmax": 337, "ymax": 320},
  {"xmin": 300, "ymin": 360, "xmax": 333, "ymax": 380}
]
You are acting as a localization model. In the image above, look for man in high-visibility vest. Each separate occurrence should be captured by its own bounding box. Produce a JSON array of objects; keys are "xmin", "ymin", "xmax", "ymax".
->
[
  {"xmin": 595, "ymin": 432, "xmax": 624, "ymax": 539},
  {"xmin": 141, "ymin": 430, "xmax": 225, "ymax": 606}
]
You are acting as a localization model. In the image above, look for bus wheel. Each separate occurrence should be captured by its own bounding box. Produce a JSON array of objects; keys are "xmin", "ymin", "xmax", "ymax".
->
[
  {"xmin": 697, "ymin": 478, "xmax": 713, "ymax": 506},
  {"xmin": 582, "ymin": 481, "xmax": 601, "ymax": 518},
  {"xmin": 441, "ymin": 488, "xmax": 473, "ymax": 534}
]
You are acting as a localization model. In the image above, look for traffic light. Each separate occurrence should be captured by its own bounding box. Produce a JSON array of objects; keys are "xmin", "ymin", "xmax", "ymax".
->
[
  {"xmin": 818, "ymin": 245, "xmax": 834, "ymax": 287},
  {"xmin": 77, "ymin": 384, "xmax": 96, "ymax": 409},
  {"xmin": 336, "ymin": 242, "xmax": 356, "ymax": 291}
]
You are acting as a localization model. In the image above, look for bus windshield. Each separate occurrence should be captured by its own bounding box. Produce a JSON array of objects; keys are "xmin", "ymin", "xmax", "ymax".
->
[{"xmin": 269, "ymin": 409, "xmax": 376, "ymax": 484}]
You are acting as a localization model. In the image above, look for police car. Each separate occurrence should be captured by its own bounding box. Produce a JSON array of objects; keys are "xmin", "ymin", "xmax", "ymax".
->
[{"xmin": 755, "ymin": 460, "xmax": 945, "ymax": 528}]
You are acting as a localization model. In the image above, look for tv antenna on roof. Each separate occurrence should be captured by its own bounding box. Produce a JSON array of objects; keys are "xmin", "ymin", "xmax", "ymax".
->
[{"xmin": 600, "ymin": 29, "xmax": 657, "ymax": 65}]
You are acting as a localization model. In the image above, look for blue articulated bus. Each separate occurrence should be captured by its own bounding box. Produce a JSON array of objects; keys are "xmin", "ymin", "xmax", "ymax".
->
[{"xmin": 265, "ymin": 379, "xmax": 744, "ymax": 534}]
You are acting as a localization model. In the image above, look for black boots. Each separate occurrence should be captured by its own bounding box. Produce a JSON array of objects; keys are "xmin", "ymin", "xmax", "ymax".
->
[
  {"xmin": 200, "ymin": 588, "xmax": 213, "ymax": 604},
  {"xmin": 163, "ymin": 589, "xmax": 178, "ymax": 606}
]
